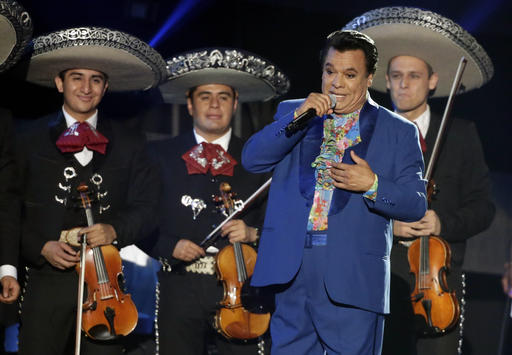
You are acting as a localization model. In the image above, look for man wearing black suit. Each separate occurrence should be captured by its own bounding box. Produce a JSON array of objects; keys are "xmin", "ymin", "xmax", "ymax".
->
[
  {"xmin": 145, "ymin": 48, "xmax": 289, "ymax": 354},
  {"xmin": 382, "ymin": 54, "xmax": 495, "ymax": 355},
  {"xmin": 15, "ymin": 27, "xmax": 166, "ymax": 355}
]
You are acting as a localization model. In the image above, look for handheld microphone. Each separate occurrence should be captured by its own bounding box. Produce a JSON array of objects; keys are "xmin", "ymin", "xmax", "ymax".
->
[{"xmin": 284, "ymin": 94, "xmax": 337, "ymax": 137}]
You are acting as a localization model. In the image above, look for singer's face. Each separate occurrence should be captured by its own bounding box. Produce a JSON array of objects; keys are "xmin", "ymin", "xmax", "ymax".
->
[
  {"xmin": 322, "ymin": 48, "xmax": 373, "ymax": 115},
  {"xmin": 187, "ymin": 84, "xmax": 238, "ymax": 141},
  {"xmin": 385, "ymin": 56, "xmax": 438, "ymax": 121}
]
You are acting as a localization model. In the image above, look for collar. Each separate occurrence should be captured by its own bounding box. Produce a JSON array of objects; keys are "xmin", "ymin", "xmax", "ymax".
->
[
  {"xmin": 193, "ymin": 128, "xmax": 232, "ymax": 151},
  {"xmin": 396, "ymin": 105, "xmax": 430, "ymax": 138},
  {"xmin": 62, "ymin": 106, "xmax": 98, "ymax": 129}
]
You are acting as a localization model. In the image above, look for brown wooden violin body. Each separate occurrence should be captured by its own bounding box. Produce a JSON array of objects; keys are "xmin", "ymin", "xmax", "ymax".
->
[
  {"xmin": 408, "ymin": 235, "xmax": 460, "ymax": 334},
  {"xmin": 77, "ymin": 245, "xmax": 138, "ymax": 340},
  {"xmin": 212, "ymin": 182, "xmax": 270, "ymax": 340},
  {"xmin": 215, "ymin": 243, "xmax": 270, "ymax": 339},
  {"xmin": 76, "ymin": 183, "xmax": 138, "ymax": 342}
]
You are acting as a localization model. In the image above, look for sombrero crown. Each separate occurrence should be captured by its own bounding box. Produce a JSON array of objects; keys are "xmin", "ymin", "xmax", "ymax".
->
[
  {"xmin": 343, "ymin": 7, "xmax": 494, "ymax": 97},
  {"xmin": 25, "ymin": 27, "xmax": 167, "ymax": 92},
  {"xmin": 0, "ymin": 0, "xmax": 32, "ymax": 73},
  {"xmin": 160, "ymin": 48, "xmax": 290, "ymax": 103}
]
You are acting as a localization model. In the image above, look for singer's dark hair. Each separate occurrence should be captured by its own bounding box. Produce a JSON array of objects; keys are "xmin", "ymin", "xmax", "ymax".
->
[{"xmin": 320, "ymin": 30, "xmax": 378, "ymax": 76}]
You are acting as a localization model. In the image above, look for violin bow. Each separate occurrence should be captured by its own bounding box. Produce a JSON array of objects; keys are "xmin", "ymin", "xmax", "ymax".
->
[
  {"xmin": 75, "ymin": 184, "xmax": 94, "ymax": 355},
  {"xmin": 200, "ymin": 177, "xmax": 272, "ymax": 247}
]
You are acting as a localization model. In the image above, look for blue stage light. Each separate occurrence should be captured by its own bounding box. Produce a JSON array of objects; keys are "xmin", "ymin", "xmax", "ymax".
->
[
  {"xmin": 459, "ymin": 0, "xmax": 504, "ymax": 32},
  {"xmin": 149, "ymin": 0, "xmax": 204, "ymax": 47}
]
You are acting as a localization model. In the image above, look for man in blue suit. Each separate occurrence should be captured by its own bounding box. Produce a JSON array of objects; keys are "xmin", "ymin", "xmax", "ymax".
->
[{"xmin": 242, "ymin": 30, "xmax": 427, "ymax": 355}]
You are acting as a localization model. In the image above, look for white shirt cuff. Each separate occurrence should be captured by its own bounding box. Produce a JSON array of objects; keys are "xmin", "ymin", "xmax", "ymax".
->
[{"xmin": 0, "ymin": 265, "xmax": 17, "ymax": 280}]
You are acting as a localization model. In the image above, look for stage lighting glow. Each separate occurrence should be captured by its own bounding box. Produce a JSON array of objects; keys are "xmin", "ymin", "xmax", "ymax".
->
[
  {"xmin": 459, "ymin": 0, "xmax": 504, "ymax": 32},
  {"xmin": 149, "ymin": 0, "xmax": 203, "ymax": 47}
]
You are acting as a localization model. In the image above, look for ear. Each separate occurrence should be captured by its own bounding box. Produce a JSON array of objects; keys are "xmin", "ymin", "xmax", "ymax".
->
[
  {"xmin": 233, "ymin": 92, "xmax": 239, "ymax": 112},
  {"xmin": 54, "ymin": 76, "xmax": 64, "ymax": 93},
  {"xmin": 385, "ymin": 74, "xmax": 391, "ymax": 90},
  {"xmin": 186, "ymin": 96, "xmax": 194, "ymax": 117},
  {"xmin": 102, "ymin": 81, "xmax": 109, "ymax": 95},
  {"xmin": 429, "ymin": 72, "xmax": 439, "ymax": 91},
  {"xmin": 367, "ymin": 73, "xmax": 374, "ymax": 88}
]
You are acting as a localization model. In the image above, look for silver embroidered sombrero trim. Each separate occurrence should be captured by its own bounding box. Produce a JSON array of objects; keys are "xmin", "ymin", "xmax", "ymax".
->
[
  {"xmin": 343, "ymin": 6, "xmax": 494, "ymax": 83},
  {"xmin": 32, "ymin": 27, "xmax": 167, "ymax": 86},
  {"xmin": 167, "ymin": 48, "xmax": 290, "ymax": 98},
  {"xmin": 0, "ymin": 0, "xmax": 32, "ymax": 72}
]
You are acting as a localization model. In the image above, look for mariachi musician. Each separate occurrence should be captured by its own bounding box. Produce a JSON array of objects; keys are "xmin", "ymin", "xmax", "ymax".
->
[
  {"xmin": 0, "ymin": 0, "xmax": 32, "ymax": 305},
  {"xmin": 15, "ymin": 27, "xmax": 165, "ymax": 355},
  {"xmin": 142, "ymin": 48, "xmax": 289, "ymax": 354},
  {"xmin": 344, "ymin": 7, "xmax": 495, "ymax": 355}
]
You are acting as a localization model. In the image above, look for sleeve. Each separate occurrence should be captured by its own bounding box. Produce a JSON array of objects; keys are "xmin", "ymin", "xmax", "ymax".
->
[
  {"xmin": 0, "ymin": 114, "xmax": 20, "ymax": 269},
  {"xmin": 242, "ymin": 100, "xmax": 308, "ymax": 173},
  {"xmin": 109, "ymin": 134, "xmax": 162, "ymax": 248},
  {"xmin": 364, "ymin": 121, "xmax": 427, "ymax": 222},
  {"xmin": 436, "ymin": 122, "xmax": 495, "ymax": 242}
]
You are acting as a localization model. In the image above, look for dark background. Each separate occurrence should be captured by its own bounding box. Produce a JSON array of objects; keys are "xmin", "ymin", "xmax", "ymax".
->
[
  {"xmin": 1, "ymin": 1, "xmax": 511, "ymax": 353},
  {"xmin": 1, "ymin": 0, "xmax": 511, "ymax": 172}
]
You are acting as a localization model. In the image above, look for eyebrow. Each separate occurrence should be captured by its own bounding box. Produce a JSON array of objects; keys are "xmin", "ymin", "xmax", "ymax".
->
[
  {"xmin": 68, "ymin": 72, "xmax": 106, "ymax": 80},
  {"xmin": 324, "ymin": 62, "xmax": 359, "ymax": 72},
  {"xmin": 197, "ymin": 91, "xmax": 233, "ymax": 96}
]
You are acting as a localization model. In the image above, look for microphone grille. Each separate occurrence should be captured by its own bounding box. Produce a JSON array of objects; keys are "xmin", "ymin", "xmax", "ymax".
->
[{"xmin": 328, "ymin": 94, "xmax": 337, "ymax": 109}]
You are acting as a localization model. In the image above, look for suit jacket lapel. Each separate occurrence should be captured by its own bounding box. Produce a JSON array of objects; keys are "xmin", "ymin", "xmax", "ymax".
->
[
  {"xmin": 330, "ymin": 98, "xmax": 378, "ymax": 215},
  {"xmin": 91, "ymin": 115, "xmax": 113, "ymax": 173}
]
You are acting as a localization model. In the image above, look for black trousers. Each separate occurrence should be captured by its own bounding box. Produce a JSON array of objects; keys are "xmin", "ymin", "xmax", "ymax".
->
[
  {"xmin": 158, "ymin": 271, "xmax": 268, "ymax": 355},
  {"xmin": 18, "ymin": 266, "xmax": 124, "ymax": 355},
  {"xmin": 383, "ymin": 243, "xmax": 463, "ymax": 355}
]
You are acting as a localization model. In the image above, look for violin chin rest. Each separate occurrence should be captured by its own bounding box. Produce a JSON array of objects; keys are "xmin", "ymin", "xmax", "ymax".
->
[{"xmin": 87, "ymin": 324, "xmax": 117, "ymax": 341}]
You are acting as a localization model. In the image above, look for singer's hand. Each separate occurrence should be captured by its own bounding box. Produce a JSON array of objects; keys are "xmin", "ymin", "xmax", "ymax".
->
[
  {"xmin": 295, "ymin": 93, "xmax": 333, "ymax": 118},
  {"xmin": 329, "ymin": 151, "xmax": 375, "ymax": 192}
]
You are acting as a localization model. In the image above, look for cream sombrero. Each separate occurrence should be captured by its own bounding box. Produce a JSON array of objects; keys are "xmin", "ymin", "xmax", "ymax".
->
[
  {"xmin": 343, "ymin": 7, "xmax": 494, "ymax": 97},
  {"xmin": 25, "ymin": 27, "xmax": 167, "ymax": 92},
  {"xmin": 0, "ymin": 0, "xmax": 32, "ymax": 73},
  {"xmin": 160, "ymin": 48, "xmax": 290, "ymax": 103}
]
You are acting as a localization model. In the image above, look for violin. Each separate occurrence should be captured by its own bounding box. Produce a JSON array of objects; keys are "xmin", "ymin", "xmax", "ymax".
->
[
  {"xmin": 407, "ymin": 58, "xmax": 467, "ymax": 335},
  {"xmin": 75, "ymin": 183, "xmax": 138, "ymax": 353},
  {"xmin": 213, "ymin": 182, "xmax": 270, "ymax": 340}
]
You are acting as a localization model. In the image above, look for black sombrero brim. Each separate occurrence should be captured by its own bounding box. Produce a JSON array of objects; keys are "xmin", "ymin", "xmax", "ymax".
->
[
  {"xmin": 343, "ymin": 7, "xmax": 494, "ymax": 97},
  {"xmin": 0, "ymin": 0, "xmax": 32, "ymax": 73},
  {"xmin": 25, "ymin": 27, "xmax": 167, "ymax": 92},
  {"xmin": 160, "ymin": 48, "xmax": 290, "ymax": 103}
]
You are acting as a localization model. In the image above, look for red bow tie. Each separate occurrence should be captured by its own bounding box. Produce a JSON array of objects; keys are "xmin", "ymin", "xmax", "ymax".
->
[
  {"xmin": 182, "ymin": 142, "xmax": 237, "ymax": 176},
  {"xmin": 56, "ymin": 122, "xmax": 109, "ymax": 154}
]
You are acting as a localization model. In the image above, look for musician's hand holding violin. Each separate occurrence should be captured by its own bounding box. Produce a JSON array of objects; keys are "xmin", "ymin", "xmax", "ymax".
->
[
  {"xmin": 79, "ymin": 223, "xmax": 117, "ymax": 248},
  {"xmin": 0, "ymin": 276, "xmax": 20, "ymax": 303},
  {"xmin": 221, "ymin": 219, "xmax": 258, "ymax": 244},
  {"xmin": 393, "ymin": 210, "xmax": 441, "ymax": 238},
  {"xmin": 41, "ymin": 241, "xmax": 80, "ymax": 269},
  {"xmin": 173, "ymin": 239, "xmax": 205, "ymax": 262}
]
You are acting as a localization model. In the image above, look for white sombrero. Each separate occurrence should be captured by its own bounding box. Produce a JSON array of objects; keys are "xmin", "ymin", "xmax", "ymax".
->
[
  {"xmin": 24, "ymin": 27, "xmax": 167, "ymax": 92},
  {"xmin": 343, "ymin": 7, "xmax": 494, "ymax": 97},
  {"xmin": 0, "ymin": 0, "xmax": 32, "ymax": 73},
  {"xmin": 160, "ymin": 48, "xmax": 290, "ymax": 103}
]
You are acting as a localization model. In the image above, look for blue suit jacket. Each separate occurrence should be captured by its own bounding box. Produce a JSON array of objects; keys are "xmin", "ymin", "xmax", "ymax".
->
[{"xmin": 242, "ymin": 97, "xmax": 427, "ymax": 314}]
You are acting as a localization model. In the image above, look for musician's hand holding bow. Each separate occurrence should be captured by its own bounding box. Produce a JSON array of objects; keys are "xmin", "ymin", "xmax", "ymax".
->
[
  {"xmin": 172, "ymin": 239, "xmax": 205, "ymax": 262},
  {"xmin": 41, "ymin": 241, "xmax": 80, "ymax": 269},
  {"xmin": 393, "ymin": 210, "xmax": 441, "ymax": 238},
  {"xmin": 221, "ymin": 219, "xmax": 258, "ymax": 244}
]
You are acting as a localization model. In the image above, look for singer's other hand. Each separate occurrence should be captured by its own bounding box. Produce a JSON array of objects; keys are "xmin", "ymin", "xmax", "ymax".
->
[
  {"xmin": 329, "ymin": 151, "xmax": 375, "ymax": 192},
  {"xmin": 295, "ymin": 93, "xmax": 333, "ymax": 118}
]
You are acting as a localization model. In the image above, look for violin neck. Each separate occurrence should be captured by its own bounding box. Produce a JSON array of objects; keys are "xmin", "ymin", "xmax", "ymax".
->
[
  {"xmin": 419, "ymin": 236, "xmax": 430, "ymax": 289},
  {"xmin": 233, "ymin": 242, "xmax": 248, "ymax": 283}
]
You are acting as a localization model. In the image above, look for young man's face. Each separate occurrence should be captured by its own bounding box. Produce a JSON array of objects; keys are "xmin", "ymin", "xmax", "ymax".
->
[
  {"xmin": 187, "ymin": 84, "xmax": 238, "ymax": 141},
  {"xmin": 321, "ymin": 47, "xmax": 373, "ymax": 115},
  {"xmin": 386, "ymin": 55, "xmax": 438, "ymax": 120},
  {"xmin": 54, "ymin": 68, "xmax": 108, "ymax": 121}
]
